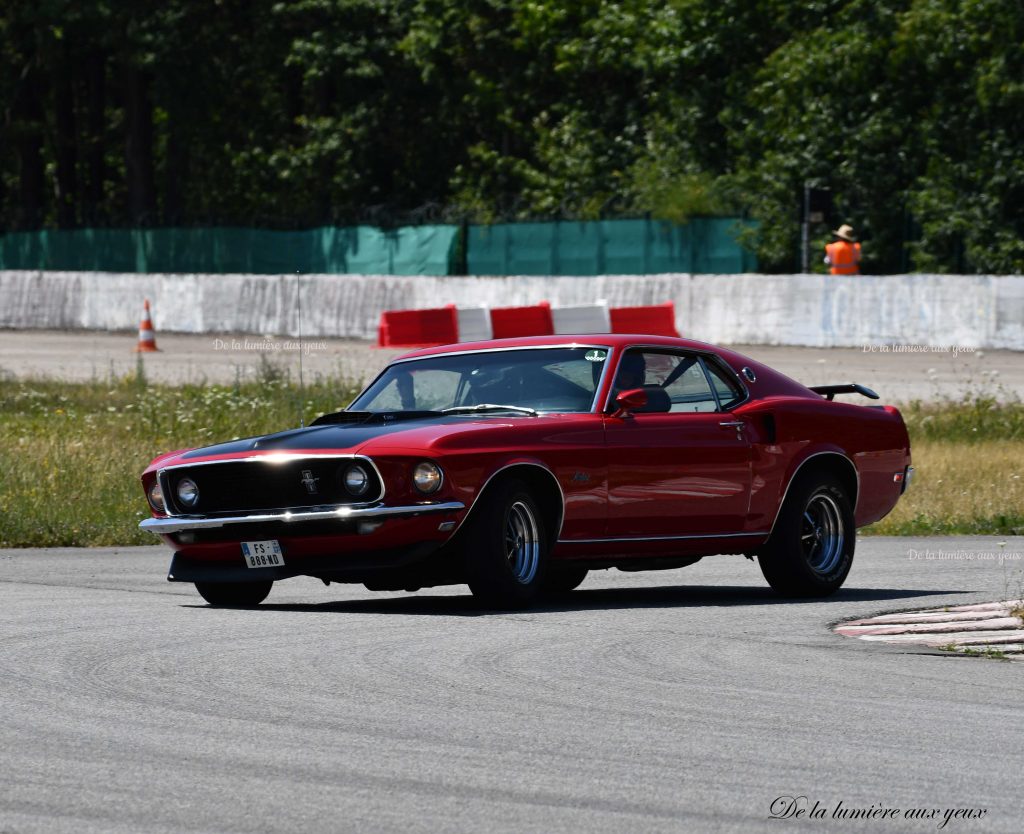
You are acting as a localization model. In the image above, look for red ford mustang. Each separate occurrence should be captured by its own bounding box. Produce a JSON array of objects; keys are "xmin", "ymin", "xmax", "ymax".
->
[{"xmin": 140, "ymin": 334, "xmax": 913, "ymax": 608}]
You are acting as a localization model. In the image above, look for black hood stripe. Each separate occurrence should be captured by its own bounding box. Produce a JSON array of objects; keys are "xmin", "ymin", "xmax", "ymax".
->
[{"xmin": 180, "ymin": 414, "xmax": 477, "ymax": 458}]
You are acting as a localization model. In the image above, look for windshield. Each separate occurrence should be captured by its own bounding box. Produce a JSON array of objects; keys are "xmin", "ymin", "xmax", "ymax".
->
[{"xmin": 350, "ymin": 346, "xmax": 612, "ymax": 414}]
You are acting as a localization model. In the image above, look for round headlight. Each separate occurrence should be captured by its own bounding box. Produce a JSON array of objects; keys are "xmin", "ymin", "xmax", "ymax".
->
[
  {"xmin": 147, "ymin": 480, "xmax": 165, "ymax": 512},
  {"xmin": 413, "ymin": 462, "xmax": 443, "ymax": 494},
  {"xmin": 344, "ymin": 464, "xmax": 369, "ymax": 496},
  {"xmin": 177, "ymin": 478, "xmax": 200, "ymax": 507}
]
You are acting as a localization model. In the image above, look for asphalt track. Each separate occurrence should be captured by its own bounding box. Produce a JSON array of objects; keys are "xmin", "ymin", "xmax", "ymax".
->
[
  {"xmin": 1, "ymin": 536, "xmax": 1022, "ymax": 833},
  {"xmin": 3, "ymin": 330, "xmax": 1022, "ymax": 403}
]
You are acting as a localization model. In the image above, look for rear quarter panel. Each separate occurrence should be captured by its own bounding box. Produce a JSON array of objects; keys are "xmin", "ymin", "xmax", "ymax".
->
[{"xmin": 735, "ymin": 396, "xmax": 911, "ymax": 530}]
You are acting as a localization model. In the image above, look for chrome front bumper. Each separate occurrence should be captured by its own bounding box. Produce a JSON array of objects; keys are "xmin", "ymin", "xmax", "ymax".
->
[{"xmin": 139, "ymin": 501, "xmax": 466, "ymax": 535}]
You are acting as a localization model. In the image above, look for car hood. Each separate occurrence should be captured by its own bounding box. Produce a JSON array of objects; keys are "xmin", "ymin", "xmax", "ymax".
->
[{"xmin": 174, "ymin": 413, "xmax": 539, "ymax": 462}]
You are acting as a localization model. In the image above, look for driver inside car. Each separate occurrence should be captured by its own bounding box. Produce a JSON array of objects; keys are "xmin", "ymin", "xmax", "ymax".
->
[
  {"xmin": 612, "ymin": 352, "xmax": 647, "ymax": 396},
  {"xmin": 612, "ymin": 352, "xmax": 673, "ymax": 413}
]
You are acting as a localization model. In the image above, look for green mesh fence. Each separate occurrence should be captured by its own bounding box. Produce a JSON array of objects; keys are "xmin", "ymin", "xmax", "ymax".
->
[
  {"xmin": 467, "ymin": 218, "xmax": 757, "ymax": 275},
  {"xmin": 0, "ymin": 218, "xmax": 755, "ymax": 275},
  {"xmin": 0, "ymin": 225, "xmax": 459, "ymax": 275}
]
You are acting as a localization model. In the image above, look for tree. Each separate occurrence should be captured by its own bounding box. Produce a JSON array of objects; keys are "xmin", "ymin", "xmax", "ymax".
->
[
  {"xmin": 727, "ymin": 1, "xmax": 917, "ymax": 272},
  {"xmin": 896, "ymin": 0, "xmax": 1024, "ymax": 272},
  {"xmin": 2, "ymin": 0, "xmax": 1023, "ymax": 273}
]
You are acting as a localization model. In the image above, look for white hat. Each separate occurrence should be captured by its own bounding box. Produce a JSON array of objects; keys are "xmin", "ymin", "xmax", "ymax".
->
[{"xmin": 832, "ymin": 224, "xmax": 856, "ymax": 242}]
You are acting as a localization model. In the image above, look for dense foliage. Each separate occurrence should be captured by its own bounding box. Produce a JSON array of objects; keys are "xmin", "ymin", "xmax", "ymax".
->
[{"xmin": 2, "ymin": 0, "xmax": 1022, "ymax": 272}]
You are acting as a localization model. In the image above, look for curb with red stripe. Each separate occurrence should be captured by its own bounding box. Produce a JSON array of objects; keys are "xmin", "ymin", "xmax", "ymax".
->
[
  {"xmin": 376, "ymin": 300, "xmax": 679, "ymax": 347},
  {"xmin": 835, "ymin": 599, "xmax": 1024, "ymax": 657}
]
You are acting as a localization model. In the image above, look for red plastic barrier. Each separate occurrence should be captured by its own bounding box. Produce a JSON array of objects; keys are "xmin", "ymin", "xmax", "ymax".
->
[
  {"xmin": 489, "ymin": 301, "xmax": 554, "ymax": 339},
  {"xmin": 377, "ymin": 305, "xmax": 459, "ymax": 348},
  {"xmin": 609, "ymin": 302, "xmax": 680, "ymax": 337}
]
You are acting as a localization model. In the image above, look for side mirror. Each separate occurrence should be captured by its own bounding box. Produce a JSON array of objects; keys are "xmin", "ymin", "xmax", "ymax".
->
[{"xmin": 612, "ymin": 387, "xmax": 647, "ymax": 418}]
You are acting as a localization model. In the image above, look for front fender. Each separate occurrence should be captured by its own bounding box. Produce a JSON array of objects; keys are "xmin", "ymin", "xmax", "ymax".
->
[{"xmin": 449, "ymin": 456, "xmax": 566, "ymax": 540}]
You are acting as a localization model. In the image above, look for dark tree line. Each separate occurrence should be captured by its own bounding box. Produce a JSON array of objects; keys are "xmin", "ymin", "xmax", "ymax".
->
[{"xmin": 2, "ymin": 0, "xmax": 1023, "ymax": 273}]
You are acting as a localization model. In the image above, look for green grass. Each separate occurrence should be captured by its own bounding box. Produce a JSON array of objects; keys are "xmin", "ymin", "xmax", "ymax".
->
[
  {"xmin": 0, "ymin": 368, "xmax": 361, "ymax": 547},
  {"xmin": 898, "ymin": 396, "xmax": 1024, "ymax": 443},
  {"xmin": 1, "ymin": 377, "xmax": 1023, "ymax": 547},
  {"xmin": 864, "ymin": 438, "xmax": 1024, "ymax": 535},
  {"xmin": 937, "ymin": 644, "xmax": 1011, "ymax": 660},
  {"xmin": 864, "ymin": 397, "xmax": 1024, "ymax": 536}
]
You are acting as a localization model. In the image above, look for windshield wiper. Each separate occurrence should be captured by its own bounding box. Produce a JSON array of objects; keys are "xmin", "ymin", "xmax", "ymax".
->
[{"xmin": 441, "ymin": 403, "xmax": 539, "ymax": 417}]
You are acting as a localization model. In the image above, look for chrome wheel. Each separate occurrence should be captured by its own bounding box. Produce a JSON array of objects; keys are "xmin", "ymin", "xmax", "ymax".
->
[
  {"xmin": 464, "ymin": 478, "xmax": 549, "ymax": 607},
  {"xmin": 759, "ymin": 474, "xmax": 854, "ymax": 597},
  {"xmin": 801, "ymin": 493, "xmax": 845, "ymax": 575},
  {"xmin": 505, "ymin": 500, "xmax": 541, "ymax": 584}
]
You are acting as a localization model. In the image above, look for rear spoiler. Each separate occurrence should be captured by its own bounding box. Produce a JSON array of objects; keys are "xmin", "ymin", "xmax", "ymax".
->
[{"xmin": 809, "ymin": 383, "xmax": 880, "ymax": 402}]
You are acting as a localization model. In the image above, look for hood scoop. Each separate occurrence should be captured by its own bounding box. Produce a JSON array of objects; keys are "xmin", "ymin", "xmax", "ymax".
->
[{"xmin": 310, "ymin": 410, "xmax": 441, "ymax": 426}]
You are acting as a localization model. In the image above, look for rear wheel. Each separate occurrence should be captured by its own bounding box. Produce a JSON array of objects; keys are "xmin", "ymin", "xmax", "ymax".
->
[
  {"xmin": 194, "ymin": 580, "xmax": 273, "ymax": 607},
  {"xmin": 758, "ymin": 474, "xmax": 854, "ymax": 597},
  {"xmin": 464, "ymin": 479, "xmax": 548, "ymax": 608}
]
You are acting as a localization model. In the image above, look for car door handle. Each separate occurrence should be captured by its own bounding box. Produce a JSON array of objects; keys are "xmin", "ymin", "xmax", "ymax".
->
[{"xmin": 719, "ymin": 421, "xmax": 745, "ymax": 429}]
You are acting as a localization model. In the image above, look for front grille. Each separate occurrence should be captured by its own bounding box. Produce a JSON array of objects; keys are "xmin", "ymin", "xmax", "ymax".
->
[{"xmin": 162, "ymin": 457, "xmax": 383, "ymax": 515}]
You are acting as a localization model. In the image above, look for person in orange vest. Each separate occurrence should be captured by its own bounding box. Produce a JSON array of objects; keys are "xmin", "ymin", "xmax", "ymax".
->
[{"xmin": 824, "ymin": 224, "xmax": 862, "ymax": 274}]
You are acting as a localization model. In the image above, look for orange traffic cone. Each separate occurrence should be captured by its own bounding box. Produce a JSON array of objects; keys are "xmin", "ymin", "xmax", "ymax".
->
[{"xmin": 134, "ymin": 299, "xmax": 161, "ymax": 352}]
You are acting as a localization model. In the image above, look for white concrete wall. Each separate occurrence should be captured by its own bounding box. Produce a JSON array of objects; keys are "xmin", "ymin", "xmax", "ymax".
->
[{"xmin": 1, "ymin": 270, "xmax": 1022, "ymax": 349}]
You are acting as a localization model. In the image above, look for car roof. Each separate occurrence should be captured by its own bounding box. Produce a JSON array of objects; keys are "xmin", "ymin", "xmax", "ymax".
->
[
  {"xmin": 395, "ymin": 334, "xmax": 720, "ymax": 361},
  {"xmin": 393, "ymin": 333, "xmax": 820, "ymax": 402}
]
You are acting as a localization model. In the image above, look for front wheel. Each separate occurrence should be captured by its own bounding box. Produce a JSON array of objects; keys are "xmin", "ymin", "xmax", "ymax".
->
[
  {"xmin": 464, "ymin": 479, "xmax": 549, "ymax": 608},
  {"xmin": 542, "ymin": 566, "xmax": 589, "ymax": 594},
  {"xmin": 194, "ymin": 580, "xmax": 273, "ymax": 607},
  {"xmin": 758, "ymin": 474, "xmax": 854, "ymax": 597}
]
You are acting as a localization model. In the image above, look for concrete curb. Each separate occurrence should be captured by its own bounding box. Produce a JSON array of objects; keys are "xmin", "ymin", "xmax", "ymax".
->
[{"xmin": 835, "ymin": 599, "xmax": 1024, "ymax": 657}]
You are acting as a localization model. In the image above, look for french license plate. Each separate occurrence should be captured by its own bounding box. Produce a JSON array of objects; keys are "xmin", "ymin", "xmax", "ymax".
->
[{"xmin": 241, "ymin": 540, "xmax": 285, "ymax": 569}]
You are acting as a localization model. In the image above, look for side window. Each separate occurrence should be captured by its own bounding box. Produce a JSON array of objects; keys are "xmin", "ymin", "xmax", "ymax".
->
[
  {"xmin": 613, "ymin": 350, "xmax": 718, "ymax": 413},
  {"xmin": 702, "ymin": 360, "xmax": 745, "ymax": 410},
  {"xmin": 659, "ymin": 355, "xmax": 718, "ymax": 413}
]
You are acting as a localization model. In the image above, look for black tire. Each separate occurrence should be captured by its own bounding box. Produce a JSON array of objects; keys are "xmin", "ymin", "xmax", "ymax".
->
[
  {"xmin": 542, "ymin": 566, "xmax": 589, "ymax": 594},
  {"xmin": 758, "ymin": 473, "xmax": 855, "ymax": 597},
  {"xmin": 464, "ymin": 478, "xmax": 549, "ymax": 608},
  {"xmin": 194, "ymin": 580, "xmax": 273, "ymax": 607}
]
